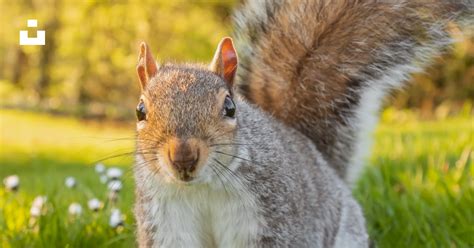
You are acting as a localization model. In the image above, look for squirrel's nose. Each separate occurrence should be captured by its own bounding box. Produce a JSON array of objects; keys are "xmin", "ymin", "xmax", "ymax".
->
[{"xmin": 168, "ymin": 138, "xmax": 199, "ymax": 173}]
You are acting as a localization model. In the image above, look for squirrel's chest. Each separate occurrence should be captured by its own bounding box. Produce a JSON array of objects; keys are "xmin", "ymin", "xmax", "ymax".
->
[{"xmin": 146, "ymin": 184, "xmax": 261, "ymax": 247}]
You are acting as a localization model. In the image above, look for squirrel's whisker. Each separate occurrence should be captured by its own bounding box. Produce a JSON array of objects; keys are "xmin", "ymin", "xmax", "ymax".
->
[
  {"xmin": 211, "ymin": 162, "xmax": 240, "ymax": 196},
  {"xmin": 209, "ymin": 143, "xmax": 249, "ymax": 147},
  {"xmin": 212, "ymin": 158, "xmax": 247, "ymax": 191},
  {"xmin": 213, "ymin": 150, "xmax": 254, "ymax": 164},
  {"xmin": 208, "ymin": 164, "xmax": 230, "ymax": 196}
]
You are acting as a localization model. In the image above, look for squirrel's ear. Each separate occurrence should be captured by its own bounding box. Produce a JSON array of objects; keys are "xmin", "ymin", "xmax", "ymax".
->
[
  {"xmin": 136, "ymin": 42, "xmax": 158, "ymax": 90},
  {"xmin": 210, "ymin": 37, "xmax": 238, "ymax": 88}
]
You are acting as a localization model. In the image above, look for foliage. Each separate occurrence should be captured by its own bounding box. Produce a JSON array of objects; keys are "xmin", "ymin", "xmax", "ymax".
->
[
  {"xmin": 1, "ymin": 109, "xmax": 473, "ymax": 247},
  {"xmin": 0, "ymin": 0, "xmax": 235, "ymax": 119}
]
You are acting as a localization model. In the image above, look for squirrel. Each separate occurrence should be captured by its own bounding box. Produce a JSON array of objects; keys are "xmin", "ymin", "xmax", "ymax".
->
[
  {"xmin": 233, "ymin": 0, "xmax": 473, "ymax": 185},
  {"xmin": 133, "ymin": 1, "xmax": 473, "ymax": 247},
  {"xmin": 133, "ymin": 39, "xmax": 367, "ymax": 247}
]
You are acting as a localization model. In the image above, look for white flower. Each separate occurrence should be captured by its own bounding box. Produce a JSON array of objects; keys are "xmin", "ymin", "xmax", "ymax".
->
[
  {"xmin": 68, "ymin": 203, "xmax": 82, "ymax": 216},
  {"xmin": 3, "ymin": 175, "xmax": 19, "ymax": 191},
  {"xmin": 30, "ymin": 195, "xmax": 47, "ymax": 217},
  {"xmin": 100, "ymin": 175, "xmax": 108, "ymax": 184},
  {"xmin": 95, "ymin": 163, "xmax": 106, "ymax": 174},
  {"xmin": 109, "ymin": 208, "xmax": 124, "ymax": 228},
  {"xmin": 30, "ymin": 206, "xmax": 42, "ymax": 217},
  {"xmin": 88, "ymin": 198, "xmax": 102, "ymax": 211},
  {"xmin": 32, "ymin": 195, "xmax": 47, "ymax": 208},
  {"xmin": 106, "ymin": 167, "xmax": 123, "ymax": 179},
  {"xmin": 108, "ymin": 180, "xmax": 122, "ymax": 192},
  {"xmin": 65, "ymin": 177, "xmax": 76, "ymax": 188}
]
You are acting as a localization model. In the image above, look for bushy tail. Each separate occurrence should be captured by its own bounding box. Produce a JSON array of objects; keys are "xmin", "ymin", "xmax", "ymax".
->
[{"xmin": 233, "ymin": 0, "xmax": 473, "ymax": 185}]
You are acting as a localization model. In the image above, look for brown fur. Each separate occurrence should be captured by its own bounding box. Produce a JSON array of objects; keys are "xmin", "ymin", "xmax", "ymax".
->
[{"xmin": 234, "ymin": 0, "xmax": 474, "ymax": 180}]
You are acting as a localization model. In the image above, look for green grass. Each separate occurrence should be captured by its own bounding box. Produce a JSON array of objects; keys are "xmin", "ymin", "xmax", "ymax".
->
[
  {"xmin": 0, "ymin": 109, "xmax": 136, "ymax": 247},
  {"xmin": 1, "ymin": 109, "xmax": 473, "ymax": 247},
  {"xmin": 355, "ymin": 109, "xmax": 474, "ymax": 247}
]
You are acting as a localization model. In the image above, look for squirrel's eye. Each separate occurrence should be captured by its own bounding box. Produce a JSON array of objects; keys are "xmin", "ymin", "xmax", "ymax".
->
[
  {"xmin": 223, "ymin": 95, "xmax": 236, "ymax": 118},
  {"xmin": 136, "ymin": 101, "xmax": 146, "ymax": 121}
]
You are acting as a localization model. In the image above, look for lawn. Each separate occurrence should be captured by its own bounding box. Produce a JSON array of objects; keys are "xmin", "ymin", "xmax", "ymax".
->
[{"xmin": 1, "ymin": 108, "xmax": 473, "ymax": 247}]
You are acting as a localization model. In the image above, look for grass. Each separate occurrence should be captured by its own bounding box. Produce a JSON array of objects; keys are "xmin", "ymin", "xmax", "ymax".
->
[
  {"xmin": 355, "ymin": 108, "xmax": 474, "ymax": 247},
  {"xmin": 0, "ymin": 109, "xmax": 136, "ymax": 247},
  {"xmin": 1, "ymin": 108, "xmax": 473, "ymax": 247}
]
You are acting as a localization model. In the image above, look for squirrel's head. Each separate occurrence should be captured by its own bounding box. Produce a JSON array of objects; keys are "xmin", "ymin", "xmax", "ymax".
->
[{"xmin": 135, "ymin": 38, "xmax": 239, "ymax": 184}]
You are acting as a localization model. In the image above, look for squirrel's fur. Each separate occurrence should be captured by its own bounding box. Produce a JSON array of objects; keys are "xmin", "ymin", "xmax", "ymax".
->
[
  {"xmin": 133, "ymin": 1, "xmax": 473, "ymax": 247},
  {"xmin": 133, "ymin": 57, "xmax": 367, "ymax": 246},
  {"xmin": 233, "ymin": 0, "xmax": 474, "ymax": 184}
]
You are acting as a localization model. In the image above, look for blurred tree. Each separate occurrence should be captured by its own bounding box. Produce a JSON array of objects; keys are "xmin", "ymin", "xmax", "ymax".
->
[
  {"xmin": 0, "ymin": 0, "xmax": 236, "ymax": 118},
  {"xmin": 36, "ymin": 0, "xmax": 61, "ymax": 100},
  {"xmin": 10, "ymin": 48, "xmax": 28, "ymax": 88},
  {"xmin": 0, "ymin": 0, "xmax": 471, "ymax": 119}
]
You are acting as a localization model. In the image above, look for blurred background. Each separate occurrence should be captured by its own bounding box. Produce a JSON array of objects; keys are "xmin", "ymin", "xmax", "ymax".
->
[
  {"xmin": 0, "ymin": 0, "xmax": 473, "ymax": 247},
  {"xmin": 0, "ymin": 0, "xmax": 472, "ymax": 119},
  {"xmin": 1, "ymin": 0, "xmax": 235, "ymax": 120}
]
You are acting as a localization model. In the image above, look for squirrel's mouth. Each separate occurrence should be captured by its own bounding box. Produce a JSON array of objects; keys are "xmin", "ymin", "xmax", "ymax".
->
[
  {"xmin": 158, "ymin": 137, "xmax": 209, "ymax": 184},
  {"xmin": 165, "ymin": 167, "xmax": 207, "ymax": 185},
  {"xmin": 177, "ymin": 172, "xmax": 195, "ymax": 182},
  {"xmin": 161, "ymin": 161, "xmax": 201, "ymax": 184},
  {"xmin": 175, "ymin": 156, "xmax": 199, "ymax": 182}
]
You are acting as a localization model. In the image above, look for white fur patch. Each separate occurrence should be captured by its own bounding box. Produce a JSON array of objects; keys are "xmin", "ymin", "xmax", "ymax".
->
[
  {"xmin": 135, "ymin": 146, "xmax": 261, "ymax": 247},
  {"xmin": 346, "ymin": 24, "xmax": 453, "ymax": 186},
  {"xmin": 347, "ymin": 63, "xmax": 420, "ymax": 186}
]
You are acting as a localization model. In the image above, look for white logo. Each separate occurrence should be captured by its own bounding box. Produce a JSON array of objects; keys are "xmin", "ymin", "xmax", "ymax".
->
[{"xmin": 19, "ymin": 19, "xmax": 45, "ymax": 46}]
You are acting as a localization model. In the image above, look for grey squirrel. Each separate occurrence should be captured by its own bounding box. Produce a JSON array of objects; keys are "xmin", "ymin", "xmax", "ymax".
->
[
  {"xmin": 134, "ymin": 39, "xmax": 368, "ymax": 247},
  {"xmin": 133, "ymin": 1, "xmax": 473, "ymax": 247}
]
